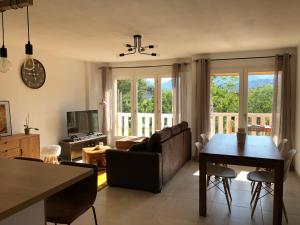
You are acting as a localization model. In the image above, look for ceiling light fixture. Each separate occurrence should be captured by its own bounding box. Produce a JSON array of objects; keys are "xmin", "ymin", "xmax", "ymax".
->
[
  {"xmin": 0, "ymin": 11, "xmax": 11, "ymax": 73},
  {"xmin": 23, "ymin": 6, "xmax": 34, "ymax": 71},
  {"xmin": 119, "ymin": 34, "xmax": 158, "ymax": 57}
]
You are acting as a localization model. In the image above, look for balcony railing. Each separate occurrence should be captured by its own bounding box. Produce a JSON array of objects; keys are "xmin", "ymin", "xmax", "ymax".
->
[
  {"xmin": 116, "ymin": 112, "xmax": 272, "ymax": 137},
  {"xmin": 211, "ymin": 112, "xmax": 272, "ymax": 136},
  {"xmin": 116, "ymin": 112, "xmax": 173, "ymax": 137}
]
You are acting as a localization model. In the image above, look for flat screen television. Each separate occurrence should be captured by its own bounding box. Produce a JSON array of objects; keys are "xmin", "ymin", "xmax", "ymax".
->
[{"xmin": 67, "ymin": 110, "xmax": 99, "ymax": 137}]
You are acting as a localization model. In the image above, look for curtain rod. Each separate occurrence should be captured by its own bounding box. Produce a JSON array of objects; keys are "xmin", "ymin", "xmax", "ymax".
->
[
  {"xmin": 210, "ymin": 55, "xmax": 276, "ymax": 61},
  {"xmin": 199, "ymin": 54, "xmax": 291, "ymax": 62},
  {"xmin": 98, "ymin": 54, "xmax": 292, "ymax": 69},
  {"xmin": 98, "ymin": 63, "xmax": 191, "ymax": 70}
]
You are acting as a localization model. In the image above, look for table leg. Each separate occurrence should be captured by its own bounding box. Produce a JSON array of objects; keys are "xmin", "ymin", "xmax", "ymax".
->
[
  {"xmin": 199, "ymin": 156, "xmax": 207, "ymax": 216},
  {"xmin": 273, "ymin": 162, "xmax": 284, "ymax": 225}
]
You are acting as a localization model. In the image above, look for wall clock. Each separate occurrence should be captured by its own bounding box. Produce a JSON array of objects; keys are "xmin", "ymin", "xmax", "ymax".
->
[{"xmin": 21, "ymin": 59, "xmax": 46, "ymax": 89}]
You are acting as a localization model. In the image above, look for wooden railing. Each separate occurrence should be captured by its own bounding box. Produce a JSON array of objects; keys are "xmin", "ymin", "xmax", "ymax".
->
[
  {"xmin": 211, "ymin": 112, "xmax": 272, "ymax": 136},
  {"xmin": 116, "ymin": 113, "xmax": 173, "ymax": 137}
]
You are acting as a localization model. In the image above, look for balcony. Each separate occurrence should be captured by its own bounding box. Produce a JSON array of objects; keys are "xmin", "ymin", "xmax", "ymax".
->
[
  {"xmin": 116, "ymin": 112, "xmax": 272, "ymax": 137},
  {"xmin": 116, "ymin": 113, "xmax": 173, "ymax": 137},
  {"xmin": 211, "ymin": 112, "xmax": 272, "ymax": 136}
]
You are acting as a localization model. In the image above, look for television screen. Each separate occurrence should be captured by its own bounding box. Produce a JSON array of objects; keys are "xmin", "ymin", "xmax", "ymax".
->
[{"xmin": 67, "ymin": 110, "xmax": 99, "ymax": 137}]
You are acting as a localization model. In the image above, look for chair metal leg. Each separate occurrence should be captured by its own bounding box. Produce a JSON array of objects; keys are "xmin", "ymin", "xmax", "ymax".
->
[
  {"xmin": 222, "ymin": 179, "xmax": 231, "ymax": 213},
  {"xmin": 92, "ymin": 205, "xmax": 98, "ymax": 225},
  {"xmin": 251, "ymin": 181, "xmax": 257, "ymax": 194},
  {"xmin": 207, "ymin": 175, "xmax": 211, "ymax": 187},
  {"xmin": 251, "ymin": 182, "xmax": 262, "ymax": 218},
  {"xmin": 225, "ymin": 178, "xmax": 232, "ymax": 201},
  {"xmin": 250, "ymin": 183, "xmax": 260, "ymax": 206},
  {"xmin": 282, "ymin": 201, "xmax": 288, "ymax": 224}
]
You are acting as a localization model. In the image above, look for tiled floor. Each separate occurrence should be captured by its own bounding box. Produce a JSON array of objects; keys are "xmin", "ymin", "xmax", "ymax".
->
[{"xmin": 67, "ymin": 161, "xmax": 300, "ymax": 225}]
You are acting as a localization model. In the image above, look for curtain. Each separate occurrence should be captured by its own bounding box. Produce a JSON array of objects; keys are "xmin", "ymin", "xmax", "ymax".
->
[
  {"xmin": 272, "ymin": 54, "xmax": 296, "ymax": 150},
  {"xmin": 172, "ymin": 63, "xmax": 187, "ymax": 124},
  {"xmin": 99, "ymin": 67, "xmax": 113, "ymax": 145},
  {"xmin": 195, "ymin": 59, "xmax": 210, "ymax": 140}
]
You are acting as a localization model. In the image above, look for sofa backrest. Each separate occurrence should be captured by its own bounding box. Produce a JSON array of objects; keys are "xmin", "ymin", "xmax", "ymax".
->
[
  {"xmin": 161, "ymin": 126, "xmax": 191, "ymax": 184},
  {"xmin": 144, "ymin": 121, "xmax": 189, "ymax": 152}
]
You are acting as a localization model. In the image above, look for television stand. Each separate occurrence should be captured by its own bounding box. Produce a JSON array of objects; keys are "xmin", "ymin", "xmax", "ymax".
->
[{"xmin": 59, "ymin": 135, "xmax": 107, "ymax": 161}]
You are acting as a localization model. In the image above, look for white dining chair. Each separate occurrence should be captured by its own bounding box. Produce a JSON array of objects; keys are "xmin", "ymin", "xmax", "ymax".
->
[
  {"xmin": 196, "ymin": 142, "xmax": 237, "ymax": 213},
  {"xmin": 247, "ymin": 149, "xmax": 297, "ymax": 222},
  {"xmin": 200, "ymin": 133, "xmax": 209, "ymax": 146}
]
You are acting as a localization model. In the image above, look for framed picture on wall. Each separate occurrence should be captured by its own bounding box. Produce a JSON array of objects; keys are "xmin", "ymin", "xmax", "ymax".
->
[{"xmin": 0, "ymin": 101, "xmax": 12, "ymax": 137}]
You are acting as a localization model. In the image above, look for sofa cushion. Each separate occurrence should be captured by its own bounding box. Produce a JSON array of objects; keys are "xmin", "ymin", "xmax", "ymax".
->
[
  {"xmin": 157, "ymin": 128, "xmax": 172, "ymax": 142},
  {"xmin": 130, "ymin": 142, "xmax": 148, "ymax": 152},
  {"xmin": 180, "ymin": 121, "xmax": 188, "ymax": 131},
  {"xmin": 146, "ymin": 132, "xmax": 161, "ymax": 153},
  {"xmin": 171, "ymin": 124, "xmax": 181, "ymax": 136}
]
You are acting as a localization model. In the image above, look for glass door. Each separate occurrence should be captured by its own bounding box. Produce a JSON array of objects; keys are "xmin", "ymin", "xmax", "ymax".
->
[
  {"xmin": 210, "ymin": 73, "xmax": 241, "ymax": 135},
  {"xmin": 136, "ymin": 78, "xmax": 156, "ymax": 136},
  {"xmin": 115, "ymin": 79, "xmax": 132, "ymax": 136},
  {"xmin": 246, "ymin": 72, "xmax": 274, "ymax": 136},
  {"xmin": 160, "ymin": 77, "xmax": 173, "ymax": 129},
  {"xmin": 114, "ymin": 75, "xmax": 173, "ymax": 138}
]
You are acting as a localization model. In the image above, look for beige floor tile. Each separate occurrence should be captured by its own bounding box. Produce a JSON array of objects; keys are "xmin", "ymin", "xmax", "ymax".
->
[{"xmin": 50, "ymin": 161, "xmax": 300, "ymax": 225}]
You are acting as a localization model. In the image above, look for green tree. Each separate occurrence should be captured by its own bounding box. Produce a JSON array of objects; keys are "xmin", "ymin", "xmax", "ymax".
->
[
  {"xmin": 117, "ymin": 80, "xmax": 131, "ymax": 113},
  {"xmin": 248, "ymin": 84, "xmax": 273, "ymax": 113},
  {"xmin": 211, "ymin": 76, "xmax": 273, "ymax": 114},
  {"xmin": 162, "ymin": 90, "xmax": 172, "ymax": 113},
  {"xmin": 137, "ymin": 79, "xmax": 154, "ymax": 113},
  {"xmin": 117, "ymin": 79, "xmax": 173, "ymax": 114},
  {"xmin": 211, "ymin": 76, "xmax": 239, "ymax": 112}
]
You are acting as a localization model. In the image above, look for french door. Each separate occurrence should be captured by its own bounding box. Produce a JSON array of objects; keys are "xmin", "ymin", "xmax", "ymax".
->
[
  {"xmin": 210, "ymin": 70, "xmax": 275, "ymax": 136},
  {"xmin": 114, "ymin": 75, "xmax": 173, "ymax": 137}
]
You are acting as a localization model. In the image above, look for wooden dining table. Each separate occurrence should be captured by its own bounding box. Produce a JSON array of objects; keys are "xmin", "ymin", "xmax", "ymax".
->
[{"xmin": 199, "ymin": 134, "xmax": 284, "ymax": 225}]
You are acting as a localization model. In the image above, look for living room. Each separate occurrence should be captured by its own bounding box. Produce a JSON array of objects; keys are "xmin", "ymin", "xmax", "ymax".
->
[{"xmin": 1, "ymin": 1, "xmax": 300, "ymax": 225}]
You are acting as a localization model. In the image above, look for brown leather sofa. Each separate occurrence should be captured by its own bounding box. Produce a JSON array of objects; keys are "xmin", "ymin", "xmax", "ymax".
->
[{"xmin": 106, "ymin": 121, "xmax": 191, "ymax": 193}]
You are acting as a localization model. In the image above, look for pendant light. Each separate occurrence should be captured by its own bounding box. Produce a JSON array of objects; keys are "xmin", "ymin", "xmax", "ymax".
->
[
  {"xmin": 0, "ymin": 11, "xmax": 11, "ymax": 73},
  {"xmin": 119, "ymin": 34, "xmax": 158, "ymax": 57},
  {"xmin": 23, "ymin": 6, "xmax": 34, "ymax": 71}
]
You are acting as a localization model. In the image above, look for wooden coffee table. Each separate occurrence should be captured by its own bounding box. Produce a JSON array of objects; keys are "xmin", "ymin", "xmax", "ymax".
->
[
  {"xmin": 82, "ymin": 145, "xmax": 111, "ymax": 170},
  {"xmin": 115, "ymin": 136, "xmax": 148, "ymax": 150}
]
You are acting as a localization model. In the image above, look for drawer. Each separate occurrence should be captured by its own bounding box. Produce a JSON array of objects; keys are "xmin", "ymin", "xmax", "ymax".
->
[
  {"xmin": 0, "ymin": 148, "xmax": 21, "ymax": 158},
  {"xmin": 0, "ymin": 139, "xmax": 20, "ymax": 151}
]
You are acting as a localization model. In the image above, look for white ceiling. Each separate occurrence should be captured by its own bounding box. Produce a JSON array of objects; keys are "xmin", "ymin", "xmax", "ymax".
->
[{"xmin": 3, "ymin": 0, "xmax": 300, "ymax": 62}]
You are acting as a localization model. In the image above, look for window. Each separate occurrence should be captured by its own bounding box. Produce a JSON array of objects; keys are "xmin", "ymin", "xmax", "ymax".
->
[
  {"xmin": 210, "ymin": 70, "xmax": 275, "ymax": 136},
  {"xmin": 115, "ymin": 79, "xmax": 132, "ymax": 136},
  {"xmin": 114, "ymin": 75, "xmax": 173, "ymax": 137}
]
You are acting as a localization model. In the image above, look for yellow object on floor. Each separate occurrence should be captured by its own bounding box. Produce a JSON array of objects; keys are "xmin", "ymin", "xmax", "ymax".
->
[{"xmin": 97, "ymin": 171, "xmax": 107, "ymax": 191}]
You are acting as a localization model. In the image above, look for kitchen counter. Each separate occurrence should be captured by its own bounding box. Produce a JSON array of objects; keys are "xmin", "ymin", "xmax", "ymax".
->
[{"xmin": 0, "ymin": 158, "xmax": 93, "ymax": 223}]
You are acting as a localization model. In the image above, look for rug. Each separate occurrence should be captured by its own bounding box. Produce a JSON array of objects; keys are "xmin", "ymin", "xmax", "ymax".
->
[{"xmin": 97, "ymin": 170, "xmax": 107, "ymax": 191}]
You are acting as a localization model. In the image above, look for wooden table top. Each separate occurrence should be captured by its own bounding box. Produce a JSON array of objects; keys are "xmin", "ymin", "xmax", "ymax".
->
[
  {"xmin": 202, "ymin": 134, "xmax": 283, "ymax": 161},
  {"xmin": 0, "ymin": 158, "xmax": 93, "ymax": 221},
  {"xmin": 82, "ymin": 145, "xmax": 111, "ymax": 154}
]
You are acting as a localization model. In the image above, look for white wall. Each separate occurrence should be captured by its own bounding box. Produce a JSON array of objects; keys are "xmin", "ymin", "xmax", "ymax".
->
[
  {"xmin": 0, "ymin": 47, "xmax": 88, "ymax": 147},
  {"xmin": 295, "ymin": 46, "xmax": 300, "ymax": 176}
]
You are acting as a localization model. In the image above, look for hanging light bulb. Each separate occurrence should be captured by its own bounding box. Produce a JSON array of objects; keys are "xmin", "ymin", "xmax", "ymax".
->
[
  {"xmin": 0, "ymin": 11, "xmax": 11, "ymax": 73},
  {"xmin": 23, "ymin": 6, "xmax": 34, "ymax": 71}
]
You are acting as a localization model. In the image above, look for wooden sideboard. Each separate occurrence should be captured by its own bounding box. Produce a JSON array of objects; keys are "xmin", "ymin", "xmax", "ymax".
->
[{"xmin": 0, "ymin": 134, "xmax": 40, "ymax": 159}]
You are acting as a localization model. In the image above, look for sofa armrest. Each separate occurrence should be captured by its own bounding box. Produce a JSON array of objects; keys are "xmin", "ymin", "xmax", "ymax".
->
[{"xmin": 106, "ymin": 150, "xmax": 162, "ymax": 193}]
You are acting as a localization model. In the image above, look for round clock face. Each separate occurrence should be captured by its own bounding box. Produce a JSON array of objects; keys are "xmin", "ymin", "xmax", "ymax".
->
[{"xmin": 21, "ymin": 59, "xmax": 46, "ymax": 89}]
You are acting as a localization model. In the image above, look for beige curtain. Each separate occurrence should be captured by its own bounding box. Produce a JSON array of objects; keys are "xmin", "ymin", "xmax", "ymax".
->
[
  {"xmin": 172, "ymin": 63, "xmax": 187, "ymax": 124},
  {"xmin": 99, "ymin": 67, "xmax": 113, "ymax": 145},
  {"xmin": 272, "ymin": 54, "xmax": 296, "ymax": 150},
  {"xmin": 195, "ymin": 59, "xmax": 211, "ymax": 140}
]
